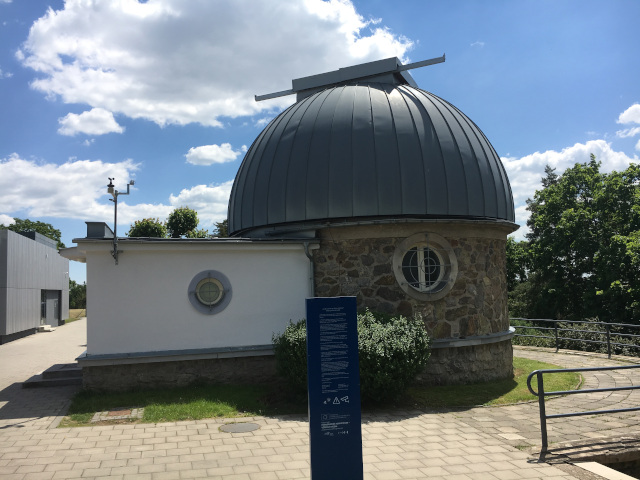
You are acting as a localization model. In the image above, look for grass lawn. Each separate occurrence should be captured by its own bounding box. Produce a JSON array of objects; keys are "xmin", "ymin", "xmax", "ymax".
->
[
  {"xmin": 403, "ymin": 357, "xmax": 581, "ymax": 408},
  {"xmin": 65, "ymin": 309, "xmax": 86, "ymax": 323},
  {"xmin": 59, "ymin": 357, "xmax": 580, "ymax": 427}
]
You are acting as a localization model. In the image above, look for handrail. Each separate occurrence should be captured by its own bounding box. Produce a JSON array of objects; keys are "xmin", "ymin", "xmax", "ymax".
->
[
  {"xmin": 526, "ymin": 365, "xmax": 640, "ymax": 451},
  {"xmin": 511, "ymin": 318, "xmax": 640, "ymax": 358}
]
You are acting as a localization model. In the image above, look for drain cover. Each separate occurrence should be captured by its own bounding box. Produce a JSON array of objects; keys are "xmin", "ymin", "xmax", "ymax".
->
[{"xmin": 219, "ymin": 422, "xmax": 260, "ymax": 433}]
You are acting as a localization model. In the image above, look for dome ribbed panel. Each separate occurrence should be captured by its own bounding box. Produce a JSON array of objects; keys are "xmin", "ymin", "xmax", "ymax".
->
[
  {"xmin": 351, "ymin": 86, "xmax": 377, "ymax": 217},
  {"xmin": 328, "ymin": 87, "xmax": 356, "ymax": 218},
  {"xmin": 228, "ymin": 83, "xmax": 515, "ymax": 236}
]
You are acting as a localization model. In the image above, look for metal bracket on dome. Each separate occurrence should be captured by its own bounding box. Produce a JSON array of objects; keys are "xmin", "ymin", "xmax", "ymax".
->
[{"xmin": 255, "ymin": 54, "xmax": 445, "ymax": 102}]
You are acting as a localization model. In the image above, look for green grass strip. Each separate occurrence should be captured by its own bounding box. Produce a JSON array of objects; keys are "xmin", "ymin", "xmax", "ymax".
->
[
  {"xmin": 61, "ymin": 357, "xmax": 580, "ymax": 427},
  {"xmin": 404, "ymin": 357, "xmax": 581, "ymax": 408}
]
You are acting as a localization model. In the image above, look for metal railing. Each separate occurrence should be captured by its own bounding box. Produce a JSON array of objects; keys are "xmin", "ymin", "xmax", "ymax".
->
[
  {"xmin": 527, "ymin": 365, "xmax": 640, "ymax": 451},
  {"xmin": 511, "ymin": 318, "xmax": 640, "ymax": 358}
]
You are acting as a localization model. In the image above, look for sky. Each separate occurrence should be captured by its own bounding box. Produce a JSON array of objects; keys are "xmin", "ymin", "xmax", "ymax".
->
[{"xmin": 1, "ymin": 0, "xmax": 639, "ymax": 284}]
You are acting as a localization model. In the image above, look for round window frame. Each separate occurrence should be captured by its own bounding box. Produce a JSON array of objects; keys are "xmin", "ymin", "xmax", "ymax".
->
[
  {"xmin": 188, "ymin": 270, "xmax": 232, "ymax": 314},
  {"xmin": 195, "ymin": 277, "xmax": 224, "ymax": 306},
  {"xmin": 392, "ymin": 232, "xmax": 458, "ymax": 301}
]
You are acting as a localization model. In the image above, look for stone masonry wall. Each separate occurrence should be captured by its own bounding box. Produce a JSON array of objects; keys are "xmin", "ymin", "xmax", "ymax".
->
[
  {"xmin": 422, "ymin": 341, "xmax": 514, "ymax": 385},
  {"xmin": 313, "ymin": 223, "xmax": 512, "ymax": 340},
  {"xmin": 82, "ymin": 355, "xmax": 279, "ymax": 392}
]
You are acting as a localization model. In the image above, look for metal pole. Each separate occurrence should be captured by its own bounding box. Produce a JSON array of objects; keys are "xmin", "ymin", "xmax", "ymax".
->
[
  {"xmin": 112, "ymin": 193, "xmax": 119, "ymax": 264},
  {"xmin": 606, "ymin": 324, "xmax": 611, "ymax": 359},
  {"xmin": 537, "ymin": 371, "xmax": 548, "ymax": 452},
  {"xmin": 554, "ymin": 321, "xmax": 559, "ymax": 352}
]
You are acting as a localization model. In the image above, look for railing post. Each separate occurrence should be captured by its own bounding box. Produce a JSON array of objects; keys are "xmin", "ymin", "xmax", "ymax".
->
[
  {"xmin": 606, "ymin": 324, "xmax": 611, "ymax": 359},
  {"xmin": 554, "ymin": 321, "xmax": 559, "ymax": 352},
  {"xmin": 537, "ymin": 371, "xmax": 548, "ymax": 452}
]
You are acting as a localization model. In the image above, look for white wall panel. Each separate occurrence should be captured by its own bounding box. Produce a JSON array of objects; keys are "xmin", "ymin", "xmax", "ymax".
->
[{"xmin": 84, "ymin": 241, "xmax": 313, "ymax": 356}]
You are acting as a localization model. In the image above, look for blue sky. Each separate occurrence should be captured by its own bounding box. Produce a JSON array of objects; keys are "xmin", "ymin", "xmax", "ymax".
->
[{"xmin": 1, "ymin": 0, "xmax": 639, "ymax": 283}]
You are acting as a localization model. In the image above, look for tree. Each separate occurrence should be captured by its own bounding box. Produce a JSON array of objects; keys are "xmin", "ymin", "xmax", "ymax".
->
[
  {"xmin": 505, "ymin": 237, "xmax": 529, "ymax": 292},
  {"xmin": 0, "ymin": 218, "xmax": 65, "ymax": 249},
  {"xmin": 186, "ymin": 228, "xmax": 210, "ymax": 238},
  {"xmin": 127, "ymin": 218, "xmax": 167, "ymax": 238},
  {"xmin": 522, "ymin": 156, "xmax": 640, "ymax": 323},
  {"xmin": 166, "ymin": 207, "xmax": 199, "ymax": 238},
  {"xmin": 213, "ymin": 219, "xmax": 228, "ymax": 237},
  {"xmin": 69, "ymin": 280, "xmax": 86, "ymax": 309}
]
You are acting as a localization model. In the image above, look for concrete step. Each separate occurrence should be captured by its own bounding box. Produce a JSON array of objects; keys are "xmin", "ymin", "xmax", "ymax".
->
[
  {"xmin": 38, "ymin": 325, "xmax": 56, "ymax": 332},
  {"xmin": 42, "ymin": 363, "xmax": 82, "ymax": 380},
  {"xmin": 22, "ymin": 375, "xmax": 82, "ymax": 388},
  {"xmin": 22, "ymin": 363, "xmax": 83, "ymax": 388}
]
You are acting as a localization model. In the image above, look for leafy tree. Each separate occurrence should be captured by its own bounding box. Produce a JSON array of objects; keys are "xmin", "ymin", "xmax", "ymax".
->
[
  {"xmin": 213, "ymin": 218, "xmax": 228, "ymax": 237},
  {"xmin": 505, "ymin": 237, "xmax": 529, "ymax": 291},
  {"xmin": 166, "ymin": 207, "xmax": 199, "ymax": 238},
  {"xmin": 186, "ymin": 228, "xmax": 210, "ymax": 238},
  {"xmin": 69, "ymin": 279, "xmax": 86, "ymax": 309},
  {"xmin": 0, "ymin": 218, "xmax": 65, "ymax": 249},
  {"xmin": 127, "ymin": 218, "xmax": 167, "ymax": 237},
  {"xmin": 522, "ymin": 156, "xmax": 640, "ymax": 323}
]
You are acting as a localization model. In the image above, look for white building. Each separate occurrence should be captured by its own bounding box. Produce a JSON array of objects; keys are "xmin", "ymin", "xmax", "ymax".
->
[{"xmin": 64, "ymin": 223, "xmax": 316, "ymax": 390}]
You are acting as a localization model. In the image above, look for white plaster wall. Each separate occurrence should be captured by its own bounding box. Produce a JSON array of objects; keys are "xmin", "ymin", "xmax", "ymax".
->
[{"xmin": 84, "ymin": 241, "xmax": 313, "ymax": 356}]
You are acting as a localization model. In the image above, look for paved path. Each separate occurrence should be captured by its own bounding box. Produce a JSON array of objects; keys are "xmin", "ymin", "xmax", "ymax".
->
[{"xmin": 1, "ymin": 322, "xmax": 640, "ymax": 480}]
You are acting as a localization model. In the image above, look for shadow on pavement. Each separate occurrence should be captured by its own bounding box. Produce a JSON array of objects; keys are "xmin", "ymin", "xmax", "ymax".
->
[{"xmin": 0, "ymin": 381, "xmax": 79, "ymax": 426}]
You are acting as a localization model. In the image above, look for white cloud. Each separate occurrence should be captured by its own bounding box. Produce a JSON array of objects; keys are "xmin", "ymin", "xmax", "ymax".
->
[
  {"xmin": 254, "ymin": 117, "xmax": 273, "ymax": 128},
  {"xmin": 616, "ymin": 126, "xmax": 640, "ymax": 138},
  {"xmin": 58, "ymin": 108, "xmax": 124, "ymax": 136},
  {"xmin": 0, "ymin": 153, "xmax": 232, "ymax": 231},
  {"xmin": 617, "ymin": 103, "xmax": 640, "ymax": 124},
  {"xmin": 636, "ymin": 139, "xmax": 640, "ymax": 151},
  {"xmin": 18, "ymin": 0, "xmax": 412, "ymax": 128},
  {"xmin": 0, "ymin": 153, "xmax": 173, "ymax": 226},
  {"xmin": 470, "ymin": 41, "xmax": 485, "ymax": 48},
  {"xmin": 615, "ymin": 104, "xmax": 640, "ymax": 139},
  {"xmin": 185, "ymin": 144, "xmax": 244, "ymax": 166},
  {"xmin": 169, "ymin": 181, "xmax": 233, "ymax": 226},
  {"xmin": 502, "ymin": 139, "xmax": 639, "ymax": 240},
  {"xmin": 0, "ymin": 68, "xmax": 12, "ymax": 79},
  {"xmin": 0, "ymin": 214, "xmax": 15, "ymax": 225}
]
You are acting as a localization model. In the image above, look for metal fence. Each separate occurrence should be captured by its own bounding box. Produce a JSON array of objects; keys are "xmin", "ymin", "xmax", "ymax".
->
[
  {"xmin": 511, "ymin": 318, "xmax": 640, "ymax": 358},
  {"xmin": 527, "ymin": 365, "xmax": 640, "ymax": 451}
]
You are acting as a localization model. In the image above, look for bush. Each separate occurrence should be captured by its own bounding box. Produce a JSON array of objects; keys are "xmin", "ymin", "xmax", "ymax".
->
[
  {"xmin": 272, "ymin": 310, "xmax": 431, "ymax": 403},
  {"xmin": 272, "ymin": 319, "xmax": 308, "ymax": 393},
  {"xmin": 357, "ymin": 310, "xmax": 431, "ymax": 402}
]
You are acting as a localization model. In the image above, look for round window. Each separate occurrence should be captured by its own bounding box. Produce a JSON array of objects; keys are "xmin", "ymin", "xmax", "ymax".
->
[
  {"xmin": 392, "ymin": 233, "xmax": 458, "ymax": 301},
  {"xmin": 188, "ymin": 270, "xmax": 232, "ymax": 314},
  {"xmin": 195, "ymin": 278, "xmax": 224, "ymax": 306},
  {"xmin": 401, "ymin": 246, "xmax": 446, "ymax": 293}
]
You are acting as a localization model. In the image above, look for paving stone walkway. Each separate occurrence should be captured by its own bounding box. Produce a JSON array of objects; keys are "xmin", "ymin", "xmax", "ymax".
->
[{"xmin": 1, "ymin": 321, "xmax": 640, "ymax": 479}]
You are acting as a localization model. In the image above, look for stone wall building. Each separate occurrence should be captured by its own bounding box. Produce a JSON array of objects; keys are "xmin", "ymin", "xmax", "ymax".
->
[{"xmin": 228, "ymin": 57, "xmax": 518, "ymax": 384}]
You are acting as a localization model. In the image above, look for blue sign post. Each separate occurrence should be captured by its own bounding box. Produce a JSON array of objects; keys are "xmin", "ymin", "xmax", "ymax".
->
[{"xmin": 306, "ymin": 296, "xmax": 363, "ymax": 480}]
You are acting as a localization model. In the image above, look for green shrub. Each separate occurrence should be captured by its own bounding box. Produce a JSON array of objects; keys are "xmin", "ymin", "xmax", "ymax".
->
[
  {"xmin": 272, "ymin": 319, "xmax": 308, "ymax": 393},
  {"xmin": 272, "ymin": 310, "xmax": 431, "ymax": 403},
  {"xmin": 357, "ymin": 310, "xmax": 431, "ymax": 402}
]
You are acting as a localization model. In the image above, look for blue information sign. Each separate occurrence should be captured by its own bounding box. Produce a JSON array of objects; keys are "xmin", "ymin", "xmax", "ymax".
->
[{"xmin": 306, "ymin": 297, "xmax": 363, "ymax": 480}]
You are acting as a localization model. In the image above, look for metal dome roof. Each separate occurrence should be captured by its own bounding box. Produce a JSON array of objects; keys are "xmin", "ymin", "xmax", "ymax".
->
[{"xmin": 228, "ymin": 60, "xmax": 515, "ymax": 237}]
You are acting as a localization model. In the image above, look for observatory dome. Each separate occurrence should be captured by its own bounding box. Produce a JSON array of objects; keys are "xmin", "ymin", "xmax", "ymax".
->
[{"xmin": 228, "ymin": 59, "xmax": 515, "ymax": 237}]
